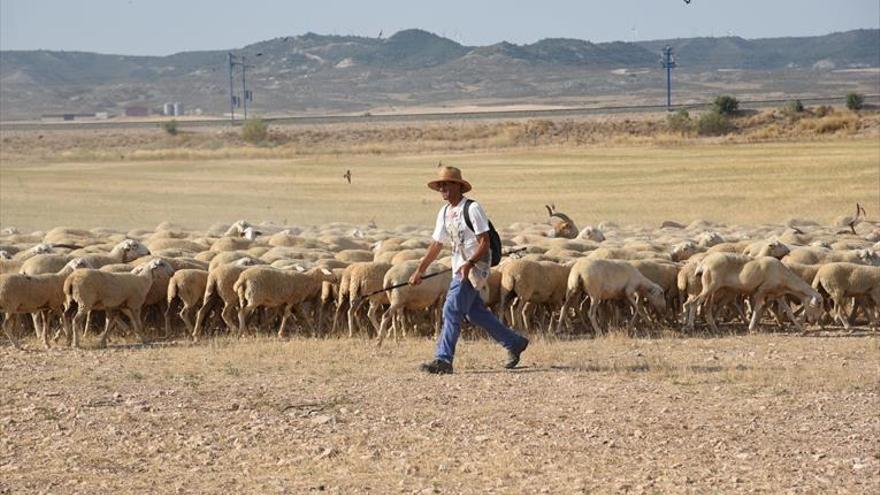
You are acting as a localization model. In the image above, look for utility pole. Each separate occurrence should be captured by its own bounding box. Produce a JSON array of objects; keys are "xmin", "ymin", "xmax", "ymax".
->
[
  {"xmin": 227, "ymin": 52, "xmax": 235, "ymax": 123},
  {"xmin": 660, "ymin": 46, "xmax": 676, "ymax": 110},
  {"xmin": 241, "ymin": 55, "xmax": 247, "ymax": 121},
  {"xmin": 227, "ymin": 53, "xmax": 254, "ymax": 123}
]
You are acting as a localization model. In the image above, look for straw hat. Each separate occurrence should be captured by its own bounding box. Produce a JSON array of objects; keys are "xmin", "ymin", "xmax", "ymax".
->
[{"xmin": 427, "ymin": 166, "xmax": 472, "ymax": 193}]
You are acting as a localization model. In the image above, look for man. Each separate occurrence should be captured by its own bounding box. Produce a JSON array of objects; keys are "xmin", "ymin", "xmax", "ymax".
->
[{"xmin": 410, "ymin": 166, "xmax": 529, "ymax": 374}]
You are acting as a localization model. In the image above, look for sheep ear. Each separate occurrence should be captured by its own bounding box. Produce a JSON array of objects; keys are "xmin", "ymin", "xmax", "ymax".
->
[
  {"xmin": 321, "ymin": 268, "xmax": 332, "ymax": 276},
  {"xmin": 295, "ymin": 265, "xmax": 306, "ymax": 272}
]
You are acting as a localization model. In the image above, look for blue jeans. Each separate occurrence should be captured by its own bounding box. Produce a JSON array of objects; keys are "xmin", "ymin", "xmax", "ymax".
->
[{"xmin": 435, "ymin": 275, "xmax": 527, "ymax": 364}]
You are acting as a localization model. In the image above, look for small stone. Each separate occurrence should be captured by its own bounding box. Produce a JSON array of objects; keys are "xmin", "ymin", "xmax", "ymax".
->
[{"xmin": 311, "ymin": 415, "xmax": 335, "ymax": 425}]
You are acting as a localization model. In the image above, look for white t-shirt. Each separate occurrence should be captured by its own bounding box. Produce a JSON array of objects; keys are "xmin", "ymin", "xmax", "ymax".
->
[{"xmin": 432, "ymin": 198, "xmax": 491, "ymax": 284}]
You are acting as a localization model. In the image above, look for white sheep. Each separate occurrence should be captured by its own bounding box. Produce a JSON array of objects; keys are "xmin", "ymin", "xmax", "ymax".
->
[
  {"xmin": 555, "ymin": 258, "xmax": 665, "ymax": 333},
  {"xmin": 192, "ymin": 257, "xmax": 265, "ymax": 341},
  {"xmin": 234, "ymin": 266, "xmax": 335, "ymax": 337},
  {"xmin": 685, "ymin": 253, "xmax": 823, "ymax": 333},
  {"xmin": 63, "ymin": 259, "xmax": 174, "ymax": 348},
  {"xmin": 0, "ymin": 258, "xmax": 92, "ymax": 348},
  {"xmin": 166, "ymin": 269, "xmax": 209, "ymax": 335},
  {"xmin": 499, "ymin": 259, "xmax": 570, "ymax": 333},
  {"xmin": 811, "ymin": 262, "xmax": 880, "ymax": 329},
  {"xmin": 331, "ymin": 262, "xmax": 392, "ymax": 337},
  {"xmin": 75, "ymin": 239, "xmax": 151, "ymax": 269},
  {"xmin": 375, "ymin": 260, "xmax": 451, "ymax": 345}
]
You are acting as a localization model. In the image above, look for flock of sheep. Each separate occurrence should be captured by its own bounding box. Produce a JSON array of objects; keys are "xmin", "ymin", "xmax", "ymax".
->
[{"xmin": 1, "ymin": 204, "xmax": 878, "ymax": 349}]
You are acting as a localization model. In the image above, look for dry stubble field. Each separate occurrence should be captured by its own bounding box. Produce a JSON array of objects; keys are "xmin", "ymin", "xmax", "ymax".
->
[{"xmin": 1, "ymin": 124, "xmax": 879, "ymax": 493}]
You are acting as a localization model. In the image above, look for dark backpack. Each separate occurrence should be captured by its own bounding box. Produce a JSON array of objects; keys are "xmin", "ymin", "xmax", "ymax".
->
[{"xmin": 456, "ymin": 199, "xmax": 503, "ymax": 267}]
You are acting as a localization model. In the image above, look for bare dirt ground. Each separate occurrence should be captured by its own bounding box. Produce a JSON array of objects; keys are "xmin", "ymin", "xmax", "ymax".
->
[{"xmin": 1, "ymin": 334, "xmax": 877, "ymax": 494}]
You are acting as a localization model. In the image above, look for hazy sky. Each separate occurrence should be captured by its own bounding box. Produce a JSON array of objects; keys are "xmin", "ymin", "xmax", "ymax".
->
[{"xmin": 2, "ymin": 0, "xmax": 878, "ymax": 55}]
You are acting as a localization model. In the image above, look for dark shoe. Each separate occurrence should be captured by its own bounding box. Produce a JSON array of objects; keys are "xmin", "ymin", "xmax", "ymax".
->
[
  {"xmin": 420, "ymin": 359, "xmax": 453, "ymax": 375},
  {"xmin": 505, "ymin": 338, "xmax": 529, "ymax": 369}
]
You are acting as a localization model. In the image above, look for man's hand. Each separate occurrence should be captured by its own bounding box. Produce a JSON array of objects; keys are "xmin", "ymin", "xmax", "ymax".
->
[
  {"xmin": 458, "ymin": 261, "xmax": 473, "ymax": 281},
  {"xmin": 409, "ymin": 270, "xmax": 423, "ymax": 286}
]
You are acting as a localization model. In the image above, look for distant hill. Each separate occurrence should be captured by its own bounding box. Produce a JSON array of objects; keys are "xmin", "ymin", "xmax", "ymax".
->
[{"xmin": 1, "ymin": 28, "xmax": 878, "ymax": 120}]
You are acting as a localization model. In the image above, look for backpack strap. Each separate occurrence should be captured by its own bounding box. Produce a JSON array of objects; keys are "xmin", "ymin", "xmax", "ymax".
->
[{"xmin": 463, "ymin": 199, "xmax": 475, "ymax": 233}]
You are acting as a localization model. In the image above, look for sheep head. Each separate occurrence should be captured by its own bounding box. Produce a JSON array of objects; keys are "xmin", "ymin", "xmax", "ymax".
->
[
  {"xmin": 578, "ymin": 226, "xmax": 605, "ymax": 242},
  {"xmin": 857, "ymin": 249, "xmax": 880, "ymax": 266},
  {"xmin": 66, "ymin": 257, "xmax": 92, "ymax": 271},
  {"xmin": 804, "ymin": 295, "xmax": 825, "ymax": 324},
  {"xmin": 671, "ymin": 241, "xmax": 698, "ymax": 262},
  {"xmin": 30, "ymin": 243, "xmax": 53, "ymax": 255},
  {"xmin": 0, "ymin": 250, "xmax": 10, "ymax": 260},
  {"xmin": 240, "ymin": 227, "xmax": 262, "ymax": 241},
  {"xmin": 765, "ymin": 240, "xmax": 790, "ymax": 259},
  {"xmin": 642, "ymin": 284, "xmax": 666, "ymax": 313},
  {"xmin": 232, "ymin": 257, "xmax": 261, "ymax": 267},
  {"xmin": 117, "ymin": 239, "xmax": 151, "ymax": 262},
  {"xmin": 697, "ymin": 231, "xmax": 724, "ymax": 248}
]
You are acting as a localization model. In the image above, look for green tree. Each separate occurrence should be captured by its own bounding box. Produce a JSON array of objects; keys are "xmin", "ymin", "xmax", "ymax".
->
[
  {"xmin": 846, "ymin": 93, "xmax": 864, "ymax": 111},
  {"xmin": 712, "ymin": 95, "xmax": 740, "ymax": 115}
]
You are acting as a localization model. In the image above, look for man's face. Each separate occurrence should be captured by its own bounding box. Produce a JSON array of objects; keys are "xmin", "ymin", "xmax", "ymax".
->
[{"xmin": 437, "ymin": 181, "xmax": 461, "ymax": 202}]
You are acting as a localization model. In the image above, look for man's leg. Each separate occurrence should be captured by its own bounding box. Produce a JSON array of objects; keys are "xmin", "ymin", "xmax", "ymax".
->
[
  {"xmin": 467, "ymin": 292, "xmax": 528, "ymax": 352},
  {"xmin": 434, "ymin": 276, "xmax": 477, "ymax": 364}
]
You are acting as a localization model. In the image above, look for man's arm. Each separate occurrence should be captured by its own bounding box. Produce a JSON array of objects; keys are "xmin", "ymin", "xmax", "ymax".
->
[
  {"xmin": 409, "ymin": 240, "xmax": 444, "ymax": 286},
  {"xmin": 459, "ymin": 232, "xmax": 489, "ymax": 281}
]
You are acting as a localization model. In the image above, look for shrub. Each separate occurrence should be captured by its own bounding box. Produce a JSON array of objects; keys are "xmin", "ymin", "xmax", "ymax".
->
[
  {"xmin": 784, "ymin": 99, "xmax": 804, "ymax": 114},
  {"xmin": 797, "ymin": 113, "xmax": 859, "ymax": 134},
  {"xmin": 666, "ymin": 109, "xmax": 694, "ymax": 134},
  {"xmin": 697, "ymin": 111, "xmax": 734, "ymax": 136},
  {"xmin": 242, "ymin": 117, "xmax": 269, "ymax": 144},
  {"xmin": 712, "ymin": 95, "xmax": 740, "ymax": 115},
  {"xmin": 160, "ymin": 119, "xmax": 179, "ymax": 136},
  {"xmin": 846, "ymin": 93, "xmax": 864, "ymax": 111}
]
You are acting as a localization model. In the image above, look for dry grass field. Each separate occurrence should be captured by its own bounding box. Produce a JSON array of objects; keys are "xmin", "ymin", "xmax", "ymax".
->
[
  {"xmin": 1, "ymin": 116, "xmax": 879, "ymax": 493},
  {"xmin": 1, "ymin": 137, "xmax": 877, "ymax": 231}
]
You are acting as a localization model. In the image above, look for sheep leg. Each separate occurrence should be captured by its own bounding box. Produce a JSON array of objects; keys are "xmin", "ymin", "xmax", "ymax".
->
[
  {"xmin": 96, "ymin": 310, "xmax": 117, "ymax": 348},
  {"xmin": 347, "ymin": 299, "xmax": 362, "ymax": 338},
  {"xmin": 748, "ymin": 295, "xmax": 767, "ymax": 333},
  {"xmin": 122, "ymin": 307, "xmax": 147, "ymax": 344},
  {"xmin": 521, "ymin": 301, "xmax": 533, "ymax": 334},
  {"xmin": 555, "ymin": 291, "xmax": 576, "ymax": 334},
  {"xmin": 779, "ymin": 299, "xmax": 803, "ymax": 332},
  {"xmin": 587, "ymin": 297, "xmax": 602, "ymax": 334},
  {"xmin": 82, "ymin": 311, "xmax": 92, "ymax": 338},
  {"xmin": 2, "ymin": 316, "xmax": 20, "ymax": 349},
  {"xmin": 367, "ymin": 300, "xmax": 383, "ymax": 337},
  {"xmin": 376, "ymin": 304, "xmax": 398, "ymax": 347},
  {"xmin": 179, "ymin": 305, "xmax": 196, "ymax": 336},
  {"xmin": 221, "ymin": 303, "xmax": 239, "ymax": 334},
  {"xmin": 768, "ymin": 300, "xmax": 787, "ymax": 329},
  {"xmin": 192, "ymin": 297, "xmax": 217, "ymax": 342},
  {"xmin": 331, "ymin": 298, "xmax": 347, "ymax": 335},
  {"xmin": 72, "ymin": 308, "xmax": 92, "ymax": 348},
  {"xmin": 31, "ymin": 312, "xmax": 48, "ymax": 349},
  {"xmin": 498, "ymin": 288, "xmax": 511, "ymax": 326},
  {"xmin": 625, "ymin": 293, "xmax": 641, "ymax": 330},
  {"xmin": 161, "ymin": 302, "xmax": 172, "ymax": 339},
  {"xmin": 834, "ymin": 298, "xmax": 851, "ymax": 330},
  {"xmin": 237, "ymin": 305, "xmax": 255, "ymax": 337},
  {"xmin": 277, "ymin": 304, "xmax": 293, "ymax": 338}
]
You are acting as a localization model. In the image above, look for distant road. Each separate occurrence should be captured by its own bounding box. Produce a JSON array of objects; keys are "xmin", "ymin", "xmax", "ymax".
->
[{"xmin": 1, "ymin": 94, "xmax": 877, "ymax": 132}]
